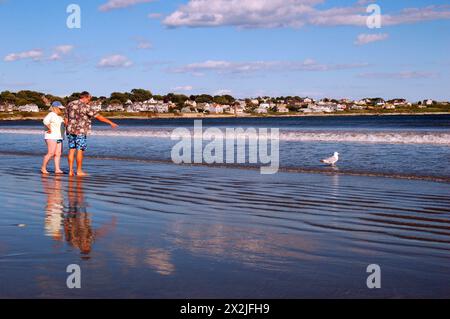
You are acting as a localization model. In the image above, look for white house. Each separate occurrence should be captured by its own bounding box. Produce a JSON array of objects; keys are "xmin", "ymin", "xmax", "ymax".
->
[
  {"xmin": 234, "ymin": 105, "xmax": 246, "ymax": 114},
  {"xmin": 145, "ymin": 98, "xmax": 158, "ymax": 105},
  {"xmin": 18, "ymin": 104, "xmax": 39, "ymax": 112},
  {"xmin": 255, "ymin": 107, "xmax": 268, "ymax": 114},
  {"xmin": 157, "ymin": 103, "xmax": 169, "ymax": 113},
  {"xmin": 184, "ymin": 100, "xmax": 197, "ymax": 108},
  {"xmin": 276, "ymin": 104, "xmax": 289, "ymax": 113},
  {"xmin": 208, "ymin": 104, "xmax": 224, "ymax": 114},
  {"xmin": 105, "ymin": 104, "xmax": 124, "ymax": 112},
  {"xmin": 0, "ymin": 103, "xmax": 15, "ymax": 112}
]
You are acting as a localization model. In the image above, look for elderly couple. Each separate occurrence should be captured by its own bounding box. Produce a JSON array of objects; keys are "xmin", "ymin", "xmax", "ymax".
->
[{"xmin": 41, "ymin": 91, "xmax": 118, "ymax": 176}]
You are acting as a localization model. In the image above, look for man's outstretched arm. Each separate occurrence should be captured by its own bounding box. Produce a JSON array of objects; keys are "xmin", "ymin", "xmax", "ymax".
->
[{"xmin": 95, "ymin": 114, "xmax": 118, "ymax": 129}]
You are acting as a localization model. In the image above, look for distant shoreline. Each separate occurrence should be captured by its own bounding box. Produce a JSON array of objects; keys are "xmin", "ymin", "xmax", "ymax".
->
[{"xmin": 1, "ymin": 111, "xmax": 450, "ymax": 121}]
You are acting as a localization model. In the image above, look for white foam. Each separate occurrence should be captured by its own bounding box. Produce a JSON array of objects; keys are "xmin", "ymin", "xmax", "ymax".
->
[{"xmin": 1, "ymin": 128, "xmax": 449, "ymax": 145}]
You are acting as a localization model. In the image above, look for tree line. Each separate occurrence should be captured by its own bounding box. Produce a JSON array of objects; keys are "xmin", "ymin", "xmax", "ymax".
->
[{"xmin": 0, "ymin": 89, "xmax": 242, "ymax": 110}]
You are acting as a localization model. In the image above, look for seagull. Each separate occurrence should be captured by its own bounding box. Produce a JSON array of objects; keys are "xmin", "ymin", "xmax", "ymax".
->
[{"xmin": 321, "ymin": 152, "xmax": 339, "ymax": 166}]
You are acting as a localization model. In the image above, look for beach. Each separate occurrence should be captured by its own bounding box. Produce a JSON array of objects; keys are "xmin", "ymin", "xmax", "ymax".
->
[
  {"xmin": 0, "ymin": 154, "xmax": 449, "ymax": 298},
  {"xmin": 0, "ymin": 115, "xmax": 449, "ymax": 298}
]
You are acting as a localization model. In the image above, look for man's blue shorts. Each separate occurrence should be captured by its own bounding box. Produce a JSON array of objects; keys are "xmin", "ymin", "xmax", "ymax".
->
[{"xmin": 67, "ymin": 134, "xmax": 88, "ymax": 151}]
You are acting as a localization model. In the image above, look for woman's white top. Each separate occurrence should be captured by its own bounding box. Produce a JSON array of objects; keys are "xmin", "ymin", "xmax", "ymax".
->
[{"xmin": 43, "ymin": 112, "xmax": 64, "ymax": 140}]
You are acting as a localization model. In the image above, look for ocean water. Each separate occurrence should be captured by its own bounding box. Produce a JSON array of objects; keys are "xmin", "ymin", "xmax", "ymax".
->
[
  {"xmin": 0, "ymin": 115, "xmax": 449, "ymax": 298},
  {"xmin": 0, "ymin": 115, "xmax": 449, "ymax": 180}
]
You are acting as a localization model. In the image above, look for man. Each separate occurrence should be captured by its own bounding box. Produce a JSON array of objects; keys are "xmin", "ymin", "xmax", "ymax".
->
[{"xmin": 65, "ymin": 91, "xmax": 118, "ymax": 176}]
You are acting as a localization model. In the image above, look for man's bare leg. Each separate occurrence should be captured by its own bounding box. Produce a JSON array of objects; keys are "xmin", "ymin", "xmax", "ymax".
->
[
  {"xmin": 68, "ymin": 149, "xmax": 76, "ymax": 176},
  {"xmin": 76, "ymin": 150, "xmax": 88, "ymax": 176}
]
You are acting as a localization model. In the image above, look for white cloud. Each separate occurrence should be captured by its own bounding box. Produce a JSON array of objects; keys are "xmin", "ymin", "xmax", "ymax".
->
[
  {"xmin": 4, "ymin": 49, "xmax": 43, "ymax": 62},
  {"xmin": 99, "ymin": 0, "xmax": 155, "ymax": 12},
  {"xmin": 355, "ymin": 33, "xmax": 389, "ymax": 45},
  {"xmin": 358, "ymin": 71, "xmax": 436, "ymax": 79},
  {"xmin": 164, "ymin": 0, "xmax": 322, "ymax": 28},
  {"xmin": 215, "ymin": 89, "xmax": 233, "ymax": 95},
  {"xmin": 55, "ymin": 45, "xmax": 74, "ymax": 54},
  {"xmin": 163, "ymin": 0, "xmax": 450, "ymax": 28},
  {"xmin": 98, "ymin": 55, "xmax": 133, "ymax": 68},
  {"xmin": 172, "ymin": 59, "xmax": 368, "ymax": 74},
  {"xmin": 137, "ymin": 41, "xmax": 152, "ymax": 49},
  {"xmin": 173, "ymin": 85, "xmax": 194, "ymax": 92},
  {"xmin": 49, "ymin": 45, "xmax": 75, "ymax": 60},
  {"xmin": 383, "ymin": 6, "xmax": 450, "ymax": 26}
]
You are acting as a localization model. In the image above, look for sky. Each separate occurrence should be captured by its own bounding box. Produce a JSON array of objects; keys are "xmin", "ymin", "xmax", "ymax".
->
[{"xmin": 0, "ymin": 0, "xmax": 449, "ymax": 101}]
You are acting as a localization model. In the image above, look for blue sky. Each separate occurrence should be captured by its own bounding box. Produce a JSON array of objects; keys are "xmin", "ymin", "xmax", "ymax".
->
[{"xmin": 0, "ymin": 0, "xmax": 449, "ymax": 100}]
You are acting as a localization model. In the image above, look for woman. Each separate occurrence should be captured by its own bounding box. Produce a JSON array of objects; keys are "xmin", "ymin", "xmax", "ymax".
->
[{"xmin": 41, "ymin": 101, "xmax": 66, "ymax": 174}]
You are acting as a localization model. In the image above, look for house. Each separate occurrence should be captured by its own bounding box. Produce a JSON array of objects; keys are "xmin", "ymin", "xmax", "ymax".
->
[
  {"xmin": 235, "ymin": 105, "xmax": 246, "ymax": 115},
  {"xmin": 350, "ymin": 104, "xmax": 365, "ymax": 110},
  {"xmin": 222, "ymin": 105, "xmax": 234, "ymax": 114},
  {"xmin": 184, "ymin": 100, "xmax": 197, "ymax": 108},
  {"xmin": 195, "ymin": 103, "xmax": 207, "ymax": 111},
  {"xmin": 259, "ymin": 103, "xmax": 270, "ymax": 109},
  {"xmin": 156, "ymin": 103, "xmax": 169, "ymax": 113},
  {"xmin": 255, "ymin": 107, "xmax": 268, "ymax": 114},
  {"xmin": 18, "ymin": 104, "xmax": 39, "ymax": 112},
  {"xmin": 105, "ymin": 103, "xmax": 124, "ymax": 112},
  {"xmin": 208, "ymin": 104, "xmax": 224, "ymax": 114},
  {"xmin": 144, "ymin": 98, "xmax": 158, "ymax": 105},
  {"xmin": 335, "ymin": 104, "xmax": 346, "ymax": 111},
  {"xmin": 276, "ymin": 104, "xmax": 289, "ymax": 113},
  {"xmin": 250, "ymin": 99, "xmax": 259, "ymax": 106},
  {"xmin": 424, "ymin": 99, "xmax": 434, "ymax": 106},
  {"xmin": 373, "ymin": 98, "xmax": 385, "ymax": 106},
  {"xmin": 0, "ymin": 103, "xmax": 15, "ymax": 112},
  {"xmin": 126, "ymin": 105, "xmax": 139, "ymax": 113},
  {"xmin": 356, "ymin": 99, "xmax": 367, "ymax": 106},
  {"xmin": 388, "ymin": 98, "xmax": 407, "ymax": 106}
]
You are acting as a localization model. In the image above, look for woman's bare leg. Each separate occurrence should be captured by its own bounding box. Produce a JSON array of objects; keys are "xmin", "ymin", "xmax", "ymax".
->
[
  {"xmin": 54, "ymin": 142, "xmax": 63, "ymax": 173},
  {"xmin": 42, "ymin": 140, "xmax": 57, "ymax": 174}
]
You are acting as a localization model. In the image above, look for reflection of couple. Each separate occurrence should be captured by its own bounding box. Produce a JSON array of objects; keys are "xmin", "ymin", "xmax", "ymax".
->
[
  {"xmin": 41, "ymin": 91, "xmax": 118, "ymax": 176},
  {"xmin": 42, "ymin": 176, "xmax": 116, "ymax": 256}
]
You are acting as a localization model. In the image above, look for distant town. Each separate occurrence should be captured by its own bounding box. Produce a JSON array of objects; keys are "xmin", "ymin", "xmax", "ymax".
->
[{"xmin": 1, "ymin": 89, "xmax": 449, "ymax": 118}]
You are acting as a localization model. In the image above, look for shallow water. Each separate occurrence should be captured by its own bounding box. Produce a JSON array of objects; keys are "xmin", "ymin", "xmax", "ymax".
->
[
  {"xmin": 0, "ymin": 155, "xmax": 449, "ymax": 298},
  {"xmin": 0, "ymin": 115, "xmax": 449, "ymax": 180}
]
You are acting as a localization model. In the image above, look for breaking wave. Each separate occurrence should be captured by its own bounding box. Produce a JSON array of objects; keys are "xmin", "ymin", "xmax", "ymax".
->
[{"xmin": 0, "ymin": 128, "xmax": 449, "ymax": 145}]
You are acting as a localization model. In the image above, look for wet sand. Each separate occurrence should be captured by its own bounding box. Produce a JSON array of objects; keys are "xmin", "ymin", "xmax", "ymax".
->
[{"xmin": 0, "ymin": 154, "xmax": 449, "ymax": 298}]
